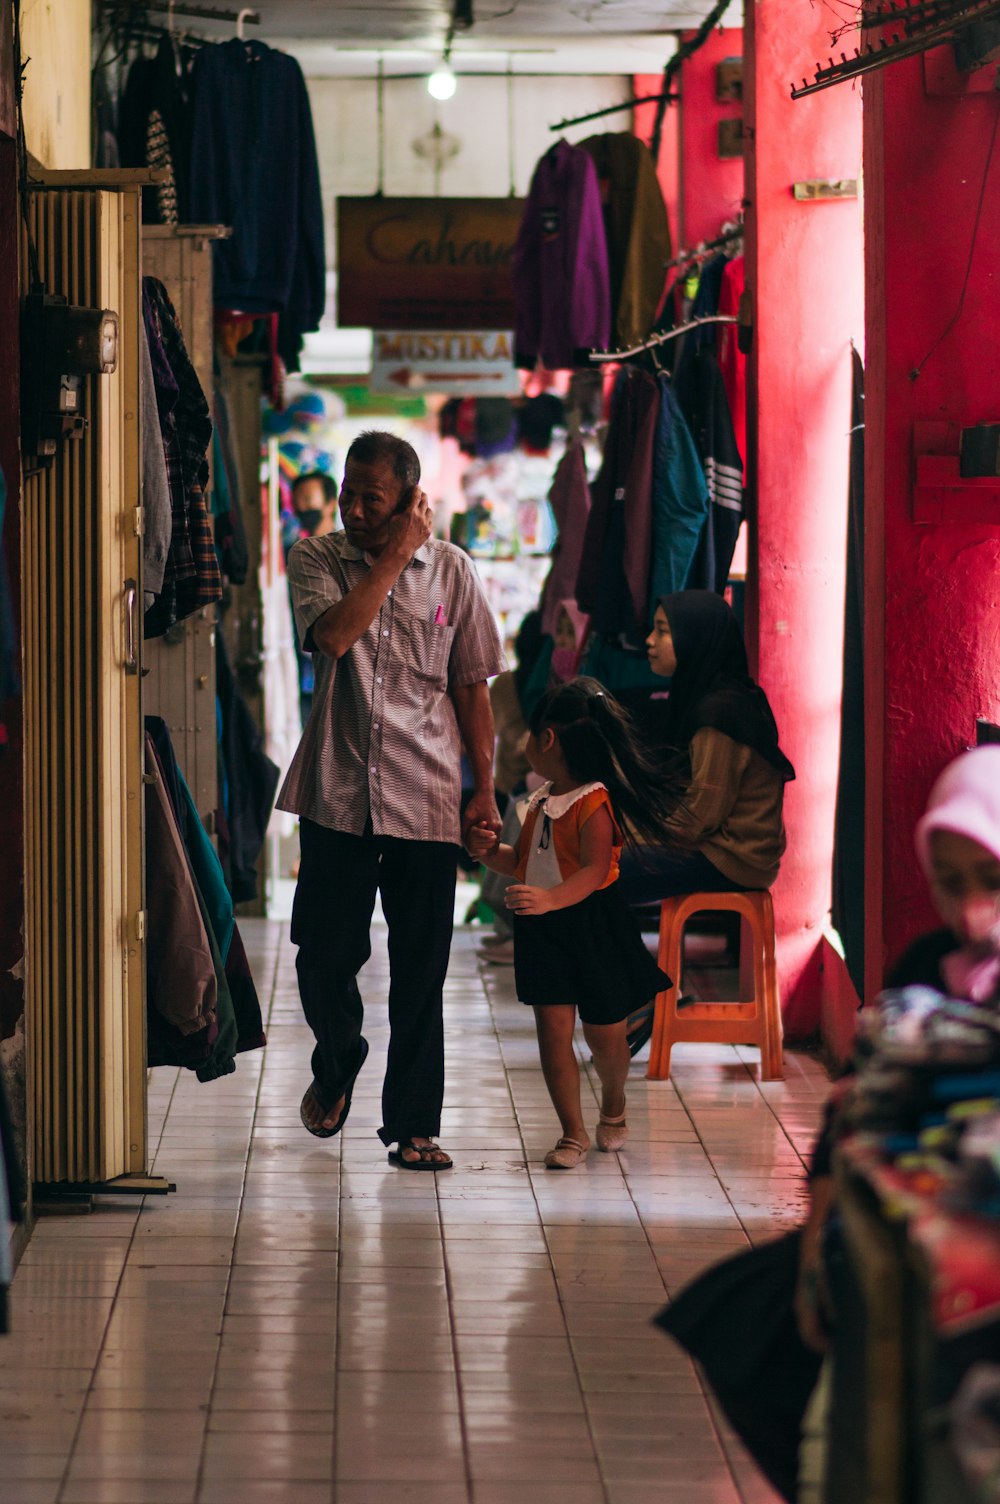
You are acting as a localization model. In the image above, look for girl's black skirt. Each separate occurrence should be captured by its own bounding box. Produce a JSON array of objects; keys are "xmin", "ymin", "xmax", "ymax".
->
[{"xmin": 513, "ymin": 883, "xmax": 671, "ymax": 1025}]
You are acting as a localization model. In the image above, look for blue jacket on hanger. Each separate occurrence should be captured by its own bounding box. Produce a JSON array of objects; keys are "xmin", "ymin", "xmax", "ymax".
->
[
  {"xmin": 188, "ymin": 40, "xmax": 325, "ymax": 333},
  {"xmin": 650, "ymin": 376, "xmax": 709, "ymax": 601}
]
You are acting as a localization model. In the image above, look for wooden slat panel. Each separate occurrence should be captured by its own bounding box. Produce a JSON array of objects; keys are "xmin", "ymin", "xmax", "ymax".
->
[{"xmin": 21, "ymin": 184, "xmax": 146, "ymax": 1185}]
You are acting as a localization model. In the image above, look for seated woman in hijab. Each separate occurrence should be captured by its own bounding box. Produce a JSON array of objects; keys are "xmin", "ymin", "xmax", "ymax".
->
[
  {"xmin": 620, "ymin": 591, "xmax": 795, "ymax": 1051},
  {"xmin": 620, "ymin": 590, "xmax": 795, "ymax": 903}
]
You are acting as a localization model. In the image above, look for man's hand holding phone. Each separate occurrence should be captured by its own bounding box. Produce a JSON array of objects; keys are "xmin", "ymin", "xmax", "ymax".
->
[{"xmin": 387, "ymin": 484, "xmax": 433, "ymax": 563}]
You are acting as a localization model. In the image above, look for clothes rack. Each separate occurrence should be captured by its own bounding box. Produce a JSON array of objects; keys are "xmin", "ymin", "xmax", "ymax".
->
[
  {"xmin": 548, "ymin": 89, "xmax": 679, "ymax": 134},
  {"xmin": 107, "ymin": 24, "xmax": 206, "ymax": 48},
  {"xmin": 666, "ymin": 224, "xmax": 744, "ymax": 271},
  {"xmin": 584, "ymin": 315, "xmax": 738, "ymax": 365}
]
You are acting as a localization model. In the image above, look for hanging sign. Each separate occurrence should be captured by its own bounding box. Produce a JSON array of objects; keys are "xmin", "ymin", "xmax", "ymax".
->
[
  {"xmin": 370, "ymin": 331, "xmax": 521, "ymax": 396},
  {"xmin": 337, "ymin": 196, "xmax": 524, "ymax": 331}
]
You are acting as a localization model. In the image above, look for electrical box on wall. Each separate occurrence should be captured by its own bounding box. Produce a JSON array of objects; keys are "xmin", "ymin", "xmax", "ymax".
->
[
  {"xmin": 20, "ymin": 290, "xmax": 119, "ymax": 465},
  {"xmin": 913, "ymin": 420, "xmax": 1000, "ymax": 523},
  {"xmin": 716, "ymin": 58, "xmax": 743, "ymax": 101},
  {"xmin": 718, "ymin": 118, "xmax": 744, "ymax": 159}
]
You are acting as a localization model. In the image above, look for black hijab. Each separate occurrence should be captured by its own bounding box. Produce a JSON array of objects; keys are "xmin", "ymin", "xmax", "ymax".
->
[
  {"xmin": 657, "ymin": 591, "xmax": 795, "ymax": 782},
  {"xmin": 512, "ymin": 609, "xmax": 545, "ymax": 706}
]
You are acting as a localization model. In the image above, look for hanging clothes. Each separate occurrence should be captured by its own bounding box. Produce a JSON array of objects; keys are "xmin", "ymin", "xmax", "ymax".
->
[
  {"xmin": 579, "ymin": 634, "xmax": 664, "ymax": 696},
  {"xmin": 576, "ymin": 368, "xmax": 659, "ymax": 642},
  {"xmin": 139, "ymin": 318, "xmax": 172, "ymax": 608},
  {"xmin": 0, "ymin": 1038, "xmax": 24, "ymax": 1331},
  {"xmin": 717, "ymin": 253, "xmax": 747, "ymax": 469},
  {"xmin": 210, "ymin": 430, "xmax": 248, "ymax": 586},
  {"xmin": 143, "ymin": 277, "xmax": 195, "ymax": 604},
  {"xmin": 92, "ymin": 65, "xmax": 120, "ymax": 170},
  {"xmin": 649, "ymin": 376, "xmax": 710, "ymax": 600},
  {"xmin": 579, "ymin": 132, "xmax": 671, "ymax": 349},
  {"xmin": 686, "ymin": 253, "xmax": 729, "ymax": 352},
  {"xmin": 188, "ymin": 40, "xmax": 326, "ymax": 359},
  {"xmin": 216, "ymin": 628, "xmax": 281, "ymax": 905},
  {"xmin": 474, "ymin": 398, "xmax": 517, "ymax": 457},
  {"xmin": 832, "ymin": 349, "xmax": 866, "ymax": 997},
  {"xmin": 145, "ymin": 721, "xmax": 266, "ymax": 1076},
  {"xmin": 142, "ymin": 276, "xmax": 222, "ymax": 636},
  {"xmin": 540, "ymin": 442, "xmax": 591, "ymax": 638},
  {"xmin": 143, "ymin": 731, "xmax": 219, "ymax": 1041},
  {"xmin": 118, "ymin": 35, "xmax": 194, "ymax": 224},
  {"xmin": 674, "ymin": 348, "xmax": 745, "ymax": 594},
  {"xmin": 211, "ymin": 378, "xmax": 249, "ymax": 586},
  {"xmin": 224, "ymin": 923, "xmax": 267, "ymax": 1058},
  {"xmin": 516, "ymin": 392, "xmax": 566, "ymax": 452},
  {"xmin": 511, "ymin": 138, "xmax": 611, "ymax": 371}
]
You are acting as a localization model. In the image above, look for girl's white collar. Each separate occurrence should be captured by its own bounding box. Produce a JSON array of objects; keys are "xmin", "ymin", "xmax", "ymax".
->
[{"xmin": 527, "ymin": 781, "xmax": 607, "ymax": 819}]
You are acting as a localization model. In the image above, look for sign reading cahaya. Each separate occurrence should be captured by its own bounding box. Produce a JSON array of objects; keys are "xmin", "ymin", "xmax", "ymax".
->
[{"xmin": 337, "ymin": 197, "xmax": 525, "ymax": 331}]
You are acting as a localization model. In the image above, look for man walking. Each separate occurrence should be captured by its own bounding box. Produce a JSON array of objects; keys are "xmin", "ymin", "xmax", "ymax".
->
[{"xmin": 277, "ymin": 431, "xmax": 504, "ymax": 1168}]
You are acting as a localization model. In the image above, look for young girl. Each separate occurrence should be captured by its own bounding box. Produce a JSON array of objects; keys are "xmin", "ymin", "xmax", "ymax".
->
[{"xmin": 467, "ymin": 676, "xmax": 684, "ymax": 1169}]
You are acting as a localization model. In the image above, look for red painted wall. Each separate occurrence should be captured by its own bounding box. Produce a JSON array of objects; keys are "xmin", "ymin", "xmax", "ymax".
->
[
  {"xmin": 744, "ymin": 0, "xmax": 864, "ymax": 1036},
  {"xmin": 636, "ymin": 27, "xmax": 743, "ymax": 253},
  {"xmin": 864, "ymin": 53, "xmax": 1000, "ymax": 992}
]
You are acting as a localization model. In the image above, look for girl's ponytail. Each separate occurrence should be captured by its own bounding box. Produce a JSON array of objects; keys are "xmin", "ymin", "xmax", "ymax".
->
[{"xmin": 528, "ymin": 677, "xmax": 689, "ymax": 855}]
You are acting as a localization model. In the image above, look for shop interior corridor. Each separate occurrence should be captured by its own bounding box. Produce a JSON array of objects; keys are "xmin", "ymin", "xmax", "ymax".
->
[{"xmin": 1, "ymin": 918, "xmax": 828, "ymax": 1504}]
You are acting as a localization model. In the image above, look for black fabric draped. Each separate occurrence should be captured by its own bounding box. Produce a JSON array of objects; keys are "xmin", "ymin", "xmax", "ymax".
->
[
  {"xmin": 832, "ymin": 349, "xmax": 866, "ymax": 996},
  {"xmin": 657, "ymin": 591, "xmax": 795, "ymax": 782}
]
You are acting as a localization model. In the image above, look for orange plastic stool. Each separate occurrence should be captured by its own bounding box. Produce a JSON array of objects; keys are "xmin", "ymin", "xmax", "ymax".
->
[{"xmin": 646, "ymin": 889, "xmax": 784, "ymax": 1081}]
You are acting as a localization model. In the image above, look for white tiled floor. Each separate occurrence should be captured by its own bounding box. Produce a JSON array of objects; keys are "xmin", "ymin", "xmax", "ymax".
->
[{"xmin": 1, "ymin": 920, "xmax": 829, "ymax": 1504}]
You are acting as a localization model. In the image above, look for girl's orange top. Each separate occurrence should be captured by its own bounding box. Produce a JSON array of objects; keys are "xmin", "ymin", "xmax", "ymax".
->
[{"xmin": 513, "ymin": 781, "xmax": 621, "ymax": 890}]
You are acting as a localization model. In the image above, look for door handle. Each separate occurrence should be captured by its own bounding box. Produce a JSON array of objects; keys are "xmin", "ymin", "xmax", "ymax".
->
[{"xmin": 124, "ymin": 579, "xmax": 139, "ymax": 675}]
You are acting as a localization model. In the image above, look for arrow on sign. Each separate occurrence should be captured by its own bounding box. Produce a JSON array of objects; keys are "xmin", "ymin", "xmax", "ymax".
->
[{"xmin": 385, "ymin": 367, "xmax": 513, "ymax": 387}]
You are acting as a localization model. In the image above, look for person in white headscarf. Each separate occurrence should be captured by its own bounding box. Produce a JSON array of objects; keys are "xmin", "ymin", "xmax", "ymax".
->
[{"xmin": 797, "ymin": 744, "xmax": 1000, "ymax": 1353}]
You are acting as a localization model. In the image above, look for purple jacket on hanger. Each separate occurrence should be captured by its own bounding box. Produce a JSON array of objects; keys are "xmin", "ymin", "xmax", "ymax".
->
[{"xmin": 511, "ymin": 140, "xmax": 611, "ymax": 371}]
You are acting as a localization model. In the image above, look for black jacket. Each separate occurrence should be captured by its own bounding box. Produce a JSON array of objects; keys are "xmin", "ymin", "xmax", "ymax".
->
[
  {"xmin": 188, "ymin": 40, "xmax": 325, "ymax": 338},
  {"xmin": 674, "ymin": 348, "xmax": 745, "ymax": 594}
]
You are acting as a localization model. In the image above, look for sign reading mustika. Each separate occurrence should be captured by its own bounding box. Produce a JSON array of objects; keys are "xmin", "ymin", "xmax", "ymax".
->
[{"xmin": 370, "ymin": 331, "xmax": 521, "ymax": 395}]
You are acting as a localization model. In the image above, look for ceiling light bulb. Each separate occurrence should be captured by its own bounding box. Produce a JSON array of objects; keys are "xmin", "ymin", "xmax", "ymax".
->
[{"xmin": 427, "ymin": 64, "xmax": 457, "ymax": 100}]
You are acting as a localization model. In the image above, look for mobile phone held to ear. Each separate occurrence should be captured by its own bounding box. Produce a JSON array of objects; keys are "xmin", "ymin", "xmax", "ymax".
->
[{"xmin": 396, "ymin": 484, "xmax": 418, "ymax": 516}]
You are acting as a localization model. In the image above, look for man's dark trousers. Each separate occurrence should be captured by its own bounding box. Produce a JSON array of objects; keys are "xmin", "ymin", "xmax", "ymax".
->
[{"xmin": 291, "ymin": 817, "xmax": 458, "ymax": 1146}]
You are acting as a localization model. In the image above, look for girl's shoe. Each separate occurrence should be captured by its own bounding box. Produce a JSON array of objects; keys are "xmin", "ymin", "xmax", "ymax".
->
[
  {"xmin": 544, "ymin": 1136, "xmax": 589, "ymax": 1169},
  {"xmin": 476, "ymin": 938, "xmax": 515, "ymax": 964},
  {"xmin": 596, "ymin": 1104, "xmax": 628, "ymax": 1153}
]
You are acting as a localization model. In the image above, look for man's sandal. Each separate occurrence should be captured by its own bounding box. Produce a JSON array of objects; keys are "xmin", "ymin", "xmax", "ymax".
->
[
  {"xmin": 387, "ymin": 1139, "xmax": 453, "ymax": 1172},
  {"xmin": 595, "ymin": 1104, "xmax": 629, "ymax": 1153},
  {"xmin": 299, "ymin": 1038, "xmax": 369, "ymax": 1139},
  {"xmin": 544, "ymin": 1136, "xmax": 589, "ymax": 1170}
]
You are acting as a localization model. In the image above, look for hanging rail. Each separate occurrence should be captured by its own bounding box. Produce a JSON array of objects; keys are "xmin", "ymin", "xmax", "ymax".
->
[
  {"xmin": 860, "ymin": 0, "xmax": 992, "ymax": 29},
  {"xmin": 101, "ymin": 23, "xmax": 208, "ymax": 48},
  {"xmin": 583, "ymin": 314, "xmax": 738, "ymax": 365},
  {"xmin": 791, "ymin": 0, "xmax": 1000, "ymax": 96},
  {"xmin": 548, "ymin": 89, "xmax": 679, "ymax": 134},
  {"xmin": 142, "ymin": 1, "xmax": 260, "ymax": 23},
  {"xmin": 666, "ymin": 223, "xmax": 744, "ymax": 272}
]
